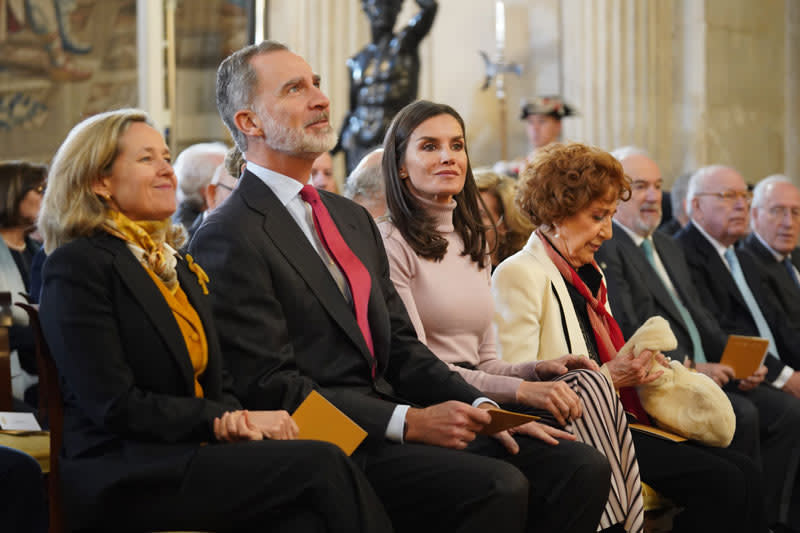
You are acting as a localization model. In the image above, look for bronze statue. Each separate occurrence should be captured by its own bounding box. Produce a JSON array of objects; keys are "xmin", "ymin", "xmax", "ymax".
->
[{"xmin": 335, "ymin": 0, "xmax": 437, "ymax": 174}]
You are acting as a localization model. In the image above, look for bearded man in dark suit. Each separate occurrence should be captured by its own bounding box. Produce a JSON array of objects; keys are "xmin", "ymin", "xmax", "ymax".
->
[{"xmin": 189, "ymin": 40, "xmax": 610, "ymax": 533}]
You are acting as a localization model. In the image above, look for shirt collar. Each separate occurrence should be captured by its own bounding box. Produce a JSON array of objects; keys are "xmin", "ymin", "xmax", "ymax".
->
[
  {"xmin": 690, "ymin": 219, "xmax": 730, "ymax": 260},
  {"xmin": 246, "ymin": 161, "xmax": 304, "ymax": 207},
  {"xmin": 614, "ymin": 220, "xmax": 647, "ymax": 247},
  {"xmin": 753, "ymin": 230, "xmax": 786, "ymax": 261}
]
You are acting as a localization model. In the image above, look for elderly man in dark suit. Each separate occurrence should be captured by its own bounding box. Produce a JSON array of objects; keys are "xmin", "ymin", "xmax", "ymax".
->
[
  {"xmin": 597, "ymin": 150, "xmax": 800, "ymax": 531},
  {"xmin": 740, "ymin": 175, "xmax": 800, "ymax": 328},
  {"xmin": 670, "ymin": 164, "xmax": 800, "ymax": 531},
  {"xmin": 189, "ymin": 40, "xmax": 611, "ymax": 533}
]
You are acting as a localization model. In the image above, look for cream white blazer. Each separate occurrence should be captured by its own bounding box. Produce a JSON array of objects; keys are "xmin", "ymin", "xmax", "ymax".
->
[{"xmin": 492, "ymin": 232, "xmax": 614, "ymax": 382}]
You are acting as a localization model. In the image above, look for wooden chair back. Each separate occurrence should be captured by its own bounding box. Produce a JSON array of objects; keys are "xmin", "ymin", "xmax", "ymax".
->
[
  {"xmin": 0, "ymin": 292, "xmax": 13, "ymax": 411},
  {"xmin": 17, "ymin": 302, "xmax": 64, "ymax": 533}
]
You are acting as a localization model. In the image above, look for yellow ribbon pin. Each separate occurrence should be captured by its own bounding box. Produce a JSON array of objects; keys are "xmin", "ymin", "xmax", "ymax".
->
[{"xmin": 185, "ymin": 254, "xmax": 210, "ymax": 295}]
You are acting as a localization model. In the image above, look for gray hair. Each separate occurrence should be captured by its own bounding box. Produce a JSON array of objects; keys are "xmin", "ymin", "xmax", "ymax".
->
[
  {"xmin": 344, "ymin": 149, "xmax": 385, "ymax": 201},
  {"xmin": 216, "ymin": 40, "xmax": 289, "ymax": 153},
  {"xmin": 610, "ymin": 145, "xmax": 650, "ymax": 163},
  {"xmin": 686, "ymin": 164, "xmax": 730, "ymax": 217},
  {"xmin": 752, "ymin": 174, "xmax": 792, "ymax": 209},
  {"xmin": 670, "ymin": 171, "xmax": 692, "ymax": 219},
  {"xmin": 173, "ymin": 142, "xmax": 228, "ymax": 207}
]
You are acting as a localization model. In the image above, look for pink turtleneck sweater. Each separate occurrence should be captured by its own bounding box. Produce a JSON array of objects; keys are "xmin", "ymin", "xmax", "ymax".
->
[{"xmin": 379, "ymin": 197, "xmax": 540, "ymax": 403}]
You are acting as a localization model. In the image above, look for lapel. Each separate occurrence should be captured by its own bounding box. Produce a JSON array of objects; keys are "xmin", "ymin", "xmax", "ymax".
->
[
  {"xmin": 684, "ymin": 224, "xmax": 749, "ymax": 309},
  {"xmin": 744, "ymin": 233, "xmax": 776, "ymax": 265},
  {"xmin": 99, "ymin": 234, "xmax": 196, "ymax": 396},
  {"xmin": 612, "ymin": 224, "xmax": 687, "ymax": 330},
  {"xmin": 238, "ymin": 172, "xmax": 374, "ymax": 364},
  {"xmin": 525, "ymin": 233, "xmax": 589, "ymax": 355}
]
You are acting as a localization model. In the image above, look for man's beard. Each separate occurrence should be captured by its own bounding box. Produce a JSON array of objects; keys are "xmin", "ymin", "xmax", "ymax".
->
[{"xmin": 258, "ymin": 105, "xmax": 337, "ymax": 158}]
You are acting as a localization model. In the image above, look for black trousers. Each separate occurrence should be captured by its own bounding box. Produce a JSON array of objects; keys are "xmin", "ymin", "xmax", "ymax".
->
[
  {"xmin": 634, "ymin": 430, "xmax": 767, "ymax": 533},
  {"xmin": 727, "ymin": 382, "xmax": 800, "ymax": 528},
  {"xmin": 80, "ymin": 439, "xmax": 393, "ymax": 533},
  {"xmin": 0, "ymin": 445, "xmax": 47, "ymax": 533},
  {"xmin": 356, "ymin": 435, "xmax": 611, "ymax": 533}
]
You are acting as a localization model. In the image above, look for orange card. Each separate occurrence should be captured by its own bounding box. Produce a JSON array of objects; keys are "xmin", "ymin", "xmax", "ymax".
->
[
  {"xmin": 629, "ymin": 423, "xmax": 688, "ymax": 443},
  {"xmin": 291, "ymin": 390, "xmax": 367, "ymax": 456},
  {"xmin": 719, "ymin": 335, "xmax": 769, "ymax": 379},
  {"xmin": 478, "ymin": 408, "xmax": 539, "ymax": 435}
]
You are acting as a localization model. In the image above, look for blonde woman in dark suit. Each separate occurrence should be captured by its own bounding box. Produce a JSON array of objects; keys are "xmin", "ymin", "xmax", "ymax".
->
[{"xmin": 37, "ymin": 108, "xmax": 391, "ymax": 533}]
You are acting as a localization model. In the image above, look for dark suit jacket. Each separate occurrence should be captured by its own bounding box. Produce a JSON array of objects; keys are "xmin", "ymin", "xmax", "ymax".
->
[
  {"xmin": 39, "ymin": 232, "xmax": 240, "ymax": 528},
  {"xmin": 189, "ymin": 170, "xmax": 481, "ymax": 444},
  {"xmin": 740, "ymin": 234, "xmax": 800, "ymax": 318},
  {"xmin": 738, "ymin": 234, "xmax": 800, "ymax": 370},
  {"xmin": 597, "ymin": 222, "xmax": 728, "ymax": 362},
  {"xmin": 675, "ymin": 222, "xmax": 793, "ymax": 380}
]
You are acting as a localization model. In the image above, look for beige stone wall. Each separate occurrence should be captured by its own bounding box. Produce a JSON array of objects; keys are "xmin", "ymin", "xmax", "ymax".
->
[
  {"xmin": 702, "ymin": 0, "xmax": 785, "ymax": 184},
  {"xmin": 787, "ymin": 0, "xmax": 800, "ymax": 183},
  {"xmin": 264, "ymin": 0, "xmax": 797, "ymax": 185}
]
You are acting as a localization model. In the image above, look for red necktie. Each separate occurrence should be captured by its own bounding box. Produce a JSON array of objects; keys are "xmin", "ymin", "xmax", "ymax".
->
[{"xmin": 299, "ymin": 185, "xmax": 375, "ymax": 374}]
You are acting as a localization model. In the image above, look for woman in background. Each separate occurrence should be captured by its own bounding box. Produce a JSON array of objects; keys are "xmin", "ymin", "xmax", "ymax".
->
[
  {"xmin": 474, "ymin": 169, "xmax": 534, "ymax": 269},
  {"xmin": 37, "ymin": 108, "xmax": 391, "ymax": 533},
  {"xmin": 0, "ymin": 160, "xmax": 45, "ymax": 407}
]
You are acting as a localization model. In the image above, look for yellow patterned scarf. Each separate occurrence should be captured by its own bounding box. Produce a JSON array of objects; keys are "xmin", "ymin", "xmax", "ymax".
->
[{"xmin": 102, "ymin": 210, "xmax": 179, "ymax": 292}]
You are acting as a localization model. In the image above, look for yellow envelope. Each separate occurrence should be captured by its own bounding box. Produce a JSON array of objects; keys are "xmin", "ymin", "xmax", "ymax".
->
[
  {"xmin": 291, "ymin": 390, "xmax": 367, "ymax": 456},
  {"xmin": 719, "ymin": 335, "xmax": 769, "ymax": 379},
  {"xmin": 478, "ymin": 408, "xmax": 540, "ymax": 435},
  {"xmin": 629, "ymin": 423, "xmax": 688, "ymax": 443}
]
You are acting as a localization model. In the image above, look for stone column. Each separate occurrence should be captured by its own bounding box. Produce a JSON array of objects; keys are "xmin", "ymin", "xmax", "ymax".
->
[
  {"xmin": 787, "ymin": 0, "xmax": 800, "ymax": 182},
  {"xmin": 560, "ymin": 0, "xmax": 678, "ymax": 180}
]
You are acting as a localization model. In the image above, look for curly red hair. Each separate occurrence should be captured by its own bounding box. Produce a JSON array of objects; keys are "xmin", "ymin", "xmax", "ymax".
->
[{"xmin": 516, "ymin": 142, "xmax": 631, "ymax": 227}]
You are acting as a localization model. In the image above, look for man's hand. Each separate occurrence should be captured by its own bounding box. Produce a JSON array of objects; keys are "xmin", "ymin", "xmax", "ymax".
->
[
  {"xmin": 247, "ymin": 410, "xmax": 299, "ymax": 440},
  {"xmin": 738, "ymin": 365, "xmax": 767, "ymax": 392},
  {"xmin": 405, "ymin": 401, "xmax": 491, "ymax": 449},
  {"xmin": 535, "ymin": 354, "xmax": 600, "ymax": 380},
  {"xmin": 515, "ymin": 381, "xmax": 582, "ymax": 427},
  {"xmin": 510, "ymin": 421, "xmax": 576, "ymax": 446},
  {"xmin": 694, "ymin": 362, "xmax": 735, "ymax": 387},
  {"xmin": 782, "ymin": 371, "xmax": 800, "ymax": 398}
]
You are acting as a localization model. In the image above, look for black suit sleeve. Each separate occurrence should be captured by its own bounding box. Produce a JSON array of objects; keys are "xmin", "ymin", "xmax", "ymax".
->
[{"xmin": 39, "ymin": 242, "xmax": 235, "ymax": 443}]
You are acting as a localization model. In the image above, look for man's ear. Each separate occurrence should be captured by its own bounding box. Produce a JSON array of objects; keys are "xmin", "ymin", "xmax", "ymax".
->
[
  {"xmin": 203, "ymin": 183, "xmax": 217, "ymax": 211},
  {"xmin": 234, "ymin": 109, "xmax": 263, "ymax": 139}
]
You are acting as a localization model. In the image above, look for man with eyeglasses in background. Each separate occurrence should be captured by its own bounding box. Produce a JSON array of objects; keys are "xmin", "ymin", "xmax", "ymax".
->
[
  {"xmin": 739, "ymin": 175, "xmax": 800, "ymax": 359},
  {"xmin": 599, "ymin": 155, "xmax": 800, "ymax": 532},
  {"xmin": 676, "ymin": 165, "xmax": 800, "ymax": 397}
]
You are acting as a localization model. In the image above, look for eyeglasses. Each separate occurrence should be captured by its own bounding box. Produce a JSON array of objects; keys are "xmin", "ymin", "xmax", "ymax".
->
[
  {"xmin": 766, "ymin": 206, "xmax": 800, "ymax": 220},
  {"xmin": 694, "ymin": 190, "xmax": 752, "ymax": 204},
  {"xmin": 215, "ymin": 182, "xmax": 235, "ymax": 192}
]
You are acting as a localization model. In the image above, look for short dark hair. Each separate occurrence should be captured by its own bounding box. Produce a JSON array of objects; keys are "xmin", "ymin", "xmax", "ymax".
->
[
  {"xmin": 0, "ymin": 161, "xmax": 46, "ymax": 228},
  {"xmin": 216, "ymin": 40, "xmax": 289, "ymax": 152},
  {"xmin": 382, "ymin": 100, "xmax": 489, "ymax": 268}
]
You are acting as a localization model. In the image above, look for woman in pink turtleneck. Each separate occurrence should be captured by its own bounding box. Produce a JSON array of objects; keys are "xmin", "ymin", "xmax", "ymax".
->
[{"xmin": 378, "ymin": 100, "xmax": 645, "ymax": 533}]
